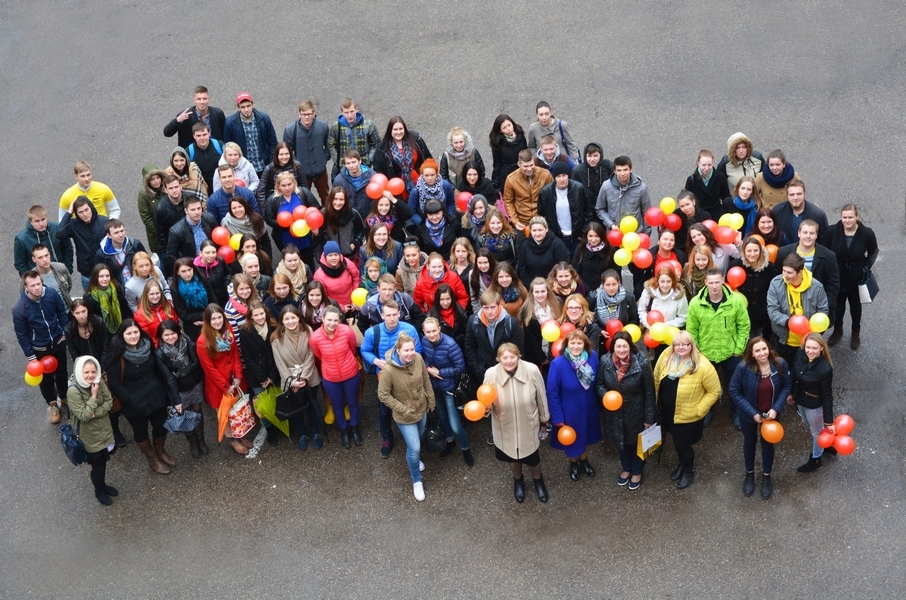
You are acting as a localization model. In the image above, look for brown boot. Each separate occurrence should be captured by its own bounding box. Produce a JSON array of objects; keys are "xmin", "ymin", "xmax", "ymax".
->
[
  {"xmin": 153, "ymin": 437, "xmax": 176, "ymax": 467},
  {"xmin": 137, "ymin": 440, "xmax": 170, "ymax": 474},
  {"xmin": 827, "ymin": 328, "xmax": 843, "ymax": 347},
  {"xmin": 185, "ymin": 431, "xmax": 200, "ymax": 458},
  {"xmin": 850, "ymin": 328, "xmax": 861, "ymax": 350}
]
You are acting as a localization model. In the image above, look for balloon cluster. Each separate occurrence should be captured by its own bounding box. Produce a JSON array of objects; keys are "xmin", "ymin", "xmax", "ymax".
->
[
  {"xmin": 540, "ymin": 320, "xmax": 578, "ymax": 358},
  {"xmin": 642, "ymin": 197, "xmax": 682, "ymax": 236},
  {"xmin": 789, "ymin": 312, "xmax": 831, "ymax": 335},
  {"xmin": 639, "ymin": 311, "xmax": 681, "ymax": 350},
  {"xmin": 25, "ymin": 356, "xmax": 58, "ymax": 386},
  {"xmin": 365, "ymin": 173, "xmax": 405, "ymax": 201},
  {"xmin": 464, "ymin": 384, "xmax": 497, "ymax": 422},
  {"xmin": 818, "ymin": 414, "xmax": 857, "ymax": 455}
]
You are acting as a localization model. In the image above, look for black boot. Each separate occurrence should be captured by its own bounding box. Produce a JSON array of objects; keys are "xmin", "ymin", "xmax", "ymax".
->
[
  {"xmin": 340, "ymin": 427, "xmax": 351, "ymax": 449},
  {"xmin": 185, "ymin": 431, "xmax": 201, "ymax": 458},
  {"xmin": 824, "ymin": 446, "xmax": 838, "ymax": 456},
  {"xmin": 534, "ymin": 476, "xmax": 549, "ymax": 503},
  {"xmin": 670, "ymin": 464, "xmax": 684, "ymax": 481},
  {"xmin": 266, "ymin": 426, "xmax": 279, "ymax": 446},
  {"xmin": 851, "ymin": 327, "xmax": 861, "ymax": 350},
  {"xmin": 828, "ymin": 328, "xmax": 843, "ymax": 346},
  {"xmin": 761, "ymin": 474, "xmax": 773, "ymax": 499},
  {"xmin": 438, "ymin": 440, "xmax": 456, "ymax": 460},
  {"xmin": 569, "ymin": 461, "xmax": 580, "ymax": 482},
  {"xmin": 513, "ymin": 477, "xmax": 525, "ymax": 503},
  {"xmin": 579, "ymin": 458, "xmax": 595, "ymax": 477},
  {"xmin": 351, "ymin": 424, "xmax": 363, "ymax": 446},
  {"xmin": 677, "ymin": 468, "xmax": 695, "ymax": 489},
  {"xmin": 797, "ymin": 455, "xmax": 822, "ymax": 473},
  {"xmin": 743, "ymin": 472, "xmax": 755, "ymax": 496},
  {"xmin": 195, "ymin": 414, "xmax": 209, "ymax": 455},
  {"xmin": 109, "ymin": 412, "xmax": 128, "ymax": 448},
  {"xmin": 462, "ymin": 449, "xmax": 474, "ymax": 467}
]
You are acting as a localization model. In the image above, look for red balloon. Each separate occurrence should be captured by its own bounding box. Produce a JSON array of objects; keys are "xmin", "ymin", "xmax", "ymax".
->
[
  {"xmin": 788, "ymin": 315, "xmax": 811, "ymax": 336},
  {"xmin": 559, "ymin": 322, "xmax": 576, "ymax": 337},
  {"xmin": 605, "ymin": 319, "xmax": 623, "ymax": 338},
  {"xmin": 637, "ymin": 233, "xmax": 651, "ymax": 250},
  {"xmin": 664, "ymin": 213, "xmax": 682, "ymax": 232},
  {"xmin": 632, "ymin": 248, "xmax": 653, "ymax": 269},
  {"xmin": 217, "ymin": 246, "xmax": 236, "ymax": 264},
  {"xmin": 292, "ymin": 205, "xmax": 308, "ymax": 220},
  {"xmin": 817, "ymin": 428, "xmax": 836, "ymax": 449},
  {"xmin": 234, "ymin": 179, "xmax": 246, "ymax": 187},
  {"xmin": 833, "ymin": 435, "xmax": 856, "ymax": 456},
  {"xmin": 643, "ymin": 332, "xmax": 660, "ymax": 348},
  {"xmin": 370, "ymin": 173, "xmax": 388, "ymax": 190},
  {"xmin": 387, "ymin": 177, "xmax": 405, "ymax": 196},
  {"xmin": 666, "ymin": 260, "xmax": 683, "ymax": 278},
  {"xmin": 551, "ymin": 339, "xmax": 565, "ymax": 358},
  {"xmin": 727, "ymin": 266, "xmax": 747, "ymax": 290},
  {"xmin": 40, "ymin": 355, "xmax": 58, "ymax": 374},
  {"xmin": 366, "ymin": 182, "xmax": 384, "ymax": 200},
  {"xmin": 456, "ymin": 191, "xmax": 473, "ymax": 213},
  {"xmin": 305, "ymin": 208, "xmax": 324, "ymax": 229},
  {"xmin": 702, "ymin": 219, "xmax": 718, "ymax": 234},
  {"xmin": 646, "ymin": 310, "xmax": 665, "ymax": 326},
  {"xmin": 606, "ymin": 229, "xmax": 623, "ymax": 247},
  {"xmin": 26, "ymin": 360, "xmax": 44, "ymax": 377},
  {"xmin": 833, "ymin": 414, "xmax": 855, "ymax": 436},
  {"xmin": 644, "ymin": 207, "xmax": 665, "ymax": 227},
  {"xmin": 276, "ymin": 211, "xmax": 294, "ymax": 228},
  {"xmin": 211, "ymin": 226, "xmax": 231, "ymax": 246},
  {"xmin": 716, "ymin": 226, "xmax": 737, "ymax": 245}
]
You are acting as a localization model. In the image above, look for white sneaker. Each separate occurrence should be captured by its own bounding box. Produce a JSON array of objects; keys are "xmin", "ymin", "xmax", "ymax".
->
[
  {"xmin": 419, "ymin": 460, "xmax": 425, "ymax": 472},
  {"xmin": 413, "ymin": 481, "xmax": 425, "ymax": 501}
]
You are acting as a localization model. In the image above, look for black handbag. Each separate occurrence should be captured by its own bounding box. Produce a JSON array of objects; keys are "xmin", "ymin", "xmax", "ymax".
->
[
  {"xmin": 452, "ymin": 372, "xmax": 472, "ymax": 411},
  {"xmin": 421, "ymin": 410, "xmax": 446, "ymax": 453},
  {"xmin": 275, "ymin": 378, "xmax": 310, "ymax": 420},
  {"xmin": 60, "ymin": 420, "xmax": 87, "ymax": 466}
]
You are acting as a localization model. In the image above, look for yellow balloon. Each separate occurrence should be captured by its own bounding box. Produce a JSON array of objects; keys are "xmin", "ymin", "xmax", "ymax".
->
[
  {"xmin": 729, "ymin": 213, "xmax": 745, "ymax": 231},
  {"xmin": 229, "ymin": 233, "xmax": 244, "ymax": 251},
  {"xmin": 809, "ymin": 313, "xmax": 830, "ymax": 333},
  {"xmin": 24, "ymin": 372, "xmax": 43, "ymax": 386},
  {"xmin": 323, "ymin": 405, "xmax": 335, "ymax": 425},
  {"xmin": 660, "ymin": 197, "xmax": 676, "ymax": 214},
  {"xmin": 649, "ymin": 322, "xmax": 668, "ymax": 342},
  {"xmin": 344, "ymin": 405, "xmax": 351, "ymax": 420},
  {"xmin": 613, "ymin": 248, "xmax": 632, "ymax": 266},
  {"xmin": 619, "ymin": 216, "xmax": 639, "ymax": 234},
  {"xmin": 541, "ymin": 321, "xmax": 562, "ymax": 343},
  {"xmin": 664, "ymin": 326, "xmax": 681, "ymax": 345},
  {"xmin": 350, "ymin": 287, "xmax": 368, "ymax": 308},
  {"xmin": 291, "ymin": 220, "xmax": 310, "ymax": 237},
  {"xmin": 718, "ymin": 214, "xmax": 732, "ymax": 227},
  {"xmin": 623, "ymin": 324, "xmax": 642, "ymax": 343},
  {"xmin": 621, "ymin": 232, "xmax": 640, "ymax": 252}
]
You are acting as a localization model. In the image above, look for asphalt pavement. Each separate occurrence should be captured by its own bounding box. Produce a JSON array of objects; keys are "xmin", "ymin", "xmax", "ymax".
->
[{"xmin": 1, "ymin": 1, "xmax": 904, "ymax": 598}]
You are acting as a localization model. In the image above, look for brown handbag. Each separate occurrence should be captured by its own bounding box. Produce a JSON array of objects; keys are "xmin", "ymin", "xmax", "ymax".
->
[{"xmin": 103, "ymin": 357, "xmax": 124, "ymax": 413}]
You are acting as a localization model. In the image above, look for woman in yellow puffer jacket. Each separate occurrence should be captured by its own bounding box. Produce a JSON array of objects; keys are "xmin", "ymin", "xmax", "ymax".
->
[{"xmin": 653, "ymin": 331, "xmax": 721, "ymax": 490}]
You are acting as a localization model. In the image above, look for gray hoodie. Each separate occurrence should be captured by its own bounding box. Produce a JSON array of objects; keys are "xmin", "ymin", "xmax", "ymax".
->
[{"xmin": 595, "ymin": 172, "xmax": 653, "ymax": 234}]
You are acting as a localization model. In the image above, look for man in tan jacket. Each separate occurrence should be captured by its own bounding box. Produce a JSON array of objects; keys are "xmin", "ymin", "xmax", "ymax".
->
[{"xmin": 503, "ymin": 150, "xmax": 553, "ymax": 232}]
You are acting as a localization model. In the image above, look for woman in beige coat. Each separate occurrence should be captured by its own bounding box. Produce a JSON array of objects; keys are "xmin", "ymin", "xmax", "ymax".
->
[
  {"xmin": 483, "ymin": 343, "xmax": 551, "ymax": 503},
  {"xmin": 271, "ymin": 306, "xmax": 323, "ymax": 451},
  {"xmin": 67, "ymin": 355, "xmax": 118, "ymax": 505},
  {"xmin": 378, "ymin": 333, "xmax": 436, "ymax": 501}
]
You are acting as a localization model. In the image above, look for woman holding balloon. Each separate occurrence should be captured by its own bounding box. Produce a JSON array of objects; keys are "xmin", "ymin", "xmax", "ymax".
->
[
  {"xmin": 731, "ymin": 237, "xmax": 779, "ymax": 341},
  {"xmin": 753, "ymin": 207, "xmax": 790, "ymax": 249},
  {"xmin": 221, "ymin": 197, "xmax": 273, "ymax": 267},
  {"xmin": 638, "ymin": 266, "xmax": 689, "ymax": 363},
  {"xmin": 558, "ymin": 294, "xmax": 601, "ymax": 354},
  {"xmin": 629, "ymin": 229, "xmax": 686, "ymax": 299},
  {"xmin": 672, "ymin": 190, "xmax": 711, "ymax": 250},
  {"xmin": 722, "ymin": 177, "xmax": 762, "ymax": 237},
  {"xmin": 518, "ymin": 278, "xmax": 562, "ymax": 368},
  {"xmin": 790, "ymin": 332, "xmax": 837, "ymax": 473},
  {"xmin": 588, "ymin": 270, "xmax": 639, "ymax": 351},
  {"xmin": 193, "ymin": 240, "xmax": 230, "ymax": 307},
  {"xmin": 264, "ymin": 171, "xmax": 320, "ymax": 265},
  {"xmin": 364, "ymin": 192, "xmax": 415, "ymax": 244},
  {"xmin": 686, "ymin": 223, "xmax": 740, "ymax": 276},
  {"xmin": 547, "ymin": 330, "xmax": 601, "ymax": 482},
  {"xmin": 729, "ymin": 337, "xmax": 792, "ymax": 499},
  {"xmin": 317, "ymin": 186, "xmax": 367, "ymax": 261},
  {"xmin": 371, "ymin": 116, "xmax": 433, "ymax": 195},
  {"xmin": 596, "ymin": 331, "xmax": 656, "ymax": 489},
  {"xmin": 228, "ymin": 234, "xmax": 273, "ymax": 277}
]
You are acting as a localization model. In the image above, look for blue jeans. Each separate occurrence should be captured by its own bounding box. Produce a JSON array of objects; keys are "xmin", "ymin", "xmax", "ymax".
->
[
  {"xmin": 559, "ymin": 235, "xmax": 578, "ymax": 256},
  {"xmin": 797, "ymin": 404, "xmax": 825, "ymax": 459},
  {"xmin": 81, "ymin": 275, "xmax": 91, "ymax": 292},
  {"xmin": 397, "ymin": 413, "xmax": 427, "ymax": 483},
  {"xmin": 433, "ymin": 390, "xmax": 469, "ymax": 450},
  {"xmin": 618, "ymin": 443, "xmax": 645, "ymax": 476},
  {"xmin": 322, "ymin": 374, "xmax": 361, "ymax": 429},
  {"xmin": 741, "ymin": 419, "xmax": 775, "ymax": 473}
]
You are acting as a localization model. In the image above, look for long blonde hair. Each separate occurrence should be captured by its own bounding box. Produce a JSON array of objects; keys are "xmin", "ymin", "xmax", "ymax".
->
[{"xmin": 662, "ymin": 330, "xmax": 701, "ymax": 374}]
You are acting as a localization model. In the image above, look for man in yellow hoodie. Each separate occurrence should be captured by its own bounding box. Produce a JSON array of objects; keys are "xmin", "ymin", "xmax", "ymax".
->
[{"xmin": 766, "ymin": 253, "xmax": 830, "ymax": 365}]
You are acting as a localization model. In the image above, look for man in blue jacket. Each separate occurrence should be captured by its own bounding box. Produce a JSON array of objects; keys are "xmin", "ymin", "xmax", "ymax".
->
[
  {"xmin": 360, "ymin": 299, "xmax": 422, "ymax": 458},
  {"xmin": 206, "ymin": 165, "xmax": 260, "ymax": 223},
  {"xmin": 283, "ymin": 99, "xmax": 331, "ymax": 201},
  {"xmin": 13, "ymin": 272, "xmax": 69, "ymax": 424},
  {"xmin": 224, "ymin": 92, "xmax": 277, "ymax": 177},
  {"xmin": 14, "ymin": 205, "xmax": 73, "ymax": 275}
]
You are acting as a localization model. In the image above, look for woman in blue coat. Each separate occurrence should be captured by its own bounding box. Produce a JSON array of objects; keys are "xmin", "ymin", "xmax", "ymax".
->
[
  {"xmin": 546, "ymin": 330, "xmax": 601, "ymax": 481},
  {"xmin": 421, "ymin": 318, "xmax": 473, "ymax": 467},
  {"xmin": 729, "ymin": 336, "xmax": 792, "ymax": 500}
]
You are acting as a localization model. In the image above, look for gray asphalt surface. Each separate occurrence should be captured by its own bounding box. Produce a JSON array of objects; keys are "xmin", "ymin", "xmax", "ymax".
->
[{"xmin": 1, "ymin": 2, "xmax": 905, "ymax": 598}]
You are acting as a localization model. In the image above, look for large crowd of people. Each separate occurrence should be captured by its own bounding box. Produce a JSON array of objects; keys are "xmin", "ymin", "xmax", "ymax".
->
[{"xmin": 12, "ymin": 87, "xmax": 879, "ymax": 505}]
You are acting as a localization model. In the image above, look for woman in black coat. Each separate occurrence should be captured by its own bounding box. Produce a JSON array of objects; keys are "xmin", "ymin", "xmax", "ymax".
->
[
  {"xmin": 672, "ymin": 190, "xmax": 712, "ymax": 251},
  {"xmin": 455, "ymin": 161, "xmax": 498, "ymax": 203},
  {"xmin": 731, "ymin": 238, "xmax": 779, "ymax": 342},
  {"xmin": 587, "ymin": 269, "xmax": 640, "ymax": 353},
  {"xmin": 194, "ymin": 240, "xmax": 230, "ymax": 308},
  {"xmin": 371, "ymin": 116, "xmax": 432, "ymax": 191},
  {"xmin": 105, "ymin": 320, "xmax": 179, "ymax": 475},
  {"xmin": 790, "ymin": 333, "xmax": 836, "ymax": 473},
  {"xmin": 489, "ymin": 114, "xmax": 528, "ymax": 194},
  {"xmin": 155, "ymin": 319, "xmax": 207, "ymax": 457},
  {"xmin": 572, "ymin": 222, "xmax": 614, "ymax": 294},
  {"xmin": 596, "ymin": 331, "xmax": 656, "ymax": 489},
  {"xmin": 256, "ymin": 142, "xmax": 307, "ymax": 207},
  {"xmin": 171, "ymin": 258, "xmax": 216, "ymax": 341},
  {"xmin": 56, "ymin": 196, "xmax": 108, "ymax": 290},
  {"xmin": 684, "ymin": 151, "xmax": 730, "ymax": 220},
  {"xmin": 821, "ymin": 204, "xmax": 879, "ymax": 349},
  {"xmin": 238, "ymin": 300, "xmax": 283, "ymax": 445},
  {"xmin": 516, "ymin": 216, "xmax": 569, "ymax": 287}
]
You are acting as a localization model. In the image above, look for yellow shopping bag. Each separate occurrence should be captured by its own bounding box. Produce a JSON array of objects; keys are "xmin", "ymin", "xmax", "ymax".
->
[{"xmin": 637, "ymin": 424, "xmax": 662, "ymax": 460}]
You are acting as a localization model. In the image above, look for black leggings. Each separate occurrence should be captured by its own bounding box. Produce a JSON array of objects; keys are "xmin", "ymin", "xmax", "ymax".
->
[
  {"xmin": 835, "ymin": 286, "xmax": 862, "ymax": 329},
  {"xmin": 125, "ymin": 406, "xmax": 168, "ymax": 443},
  {"xmin": 87, "ymin": 448, "xmax": 109, "ymax": 492}
]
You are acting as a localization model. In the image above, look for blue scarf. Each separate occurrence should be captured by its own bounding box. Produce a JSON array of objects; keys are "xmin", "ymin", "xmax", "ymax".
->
[
  {"xmin": 179, "ymin": 276, "xmax": 209, "ymax": 309},
  {"xmin": 733, "ymin": 195, "xmax": 758, "ymax": 236},
  {"xmin": 761, "ymin": 161, "xmax": 796, "ymax": 189},
  {"xmin": 426, "ymin": 218, "xmax": 446, "ymax": 248},
  {"xmin": 501, "ymin": 285, "xmax": 520, "ymax": 303}
]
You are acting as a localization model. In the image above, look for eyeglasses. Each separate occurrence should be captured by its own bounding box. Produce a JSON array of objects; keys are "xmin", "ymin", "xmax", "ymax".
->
[{"xmin": 673, "ymin": 343, "xmax": 692, "ymax": 348}]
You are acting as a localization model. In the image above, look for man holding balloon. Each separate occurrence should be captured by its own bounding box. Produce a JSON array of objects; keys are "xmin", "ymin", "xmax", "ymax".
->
[
  {"xmin": 594, "ymin": 155, "xmax": 653, "ymax": 235},
  {"xmin": 766, "ymin": 253, "xmax": 829, "ymax": 366},
  {"xmin": 13, "ymin": 272, "xmax": 69, "ymax": 424}
]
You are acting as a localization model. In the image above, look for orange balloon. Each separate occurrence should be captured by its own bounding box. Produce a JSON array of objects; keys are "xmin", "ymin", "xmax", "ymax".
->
[
  {"xmin": 387, "ymin": 178, "xmax": 405, "ymax": 196},
  {"xmin": 766, "ymin": 244, "xmax": 779, "ymax": 262},
  {"xmin": 557, "ymin": 425, "xmax": 577, "ymax": 445},
  {"xmin": 476, "ymin": 384, "xmax": 497, "ymax": 407},
  {"xmin": 602, "ymin": 391, "xmax": 623, "ymax": 411},
  {"xmin": 748, "ymin": 234, "xmax": 765, "ymax": 246},
  {"xmin": 833, "ymin": 414, "xmax": 855, "ymax": 436},
  {"xmin": 463, "ymin": 400, "xmax": 485, "ymax": 422},
  {"xmin": 760, "ymin": 420, "xmax": 784, "ymax": 443},
  {"xmin": 551, "ymin": 338, "xmax": 565, "ymax": 358}
]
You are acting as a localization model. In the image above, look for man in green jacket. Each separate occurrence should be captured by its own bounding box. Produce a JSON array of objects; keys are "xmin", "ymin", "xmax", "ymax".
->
[{"xmin": 686, "ymin": 267, "xmax": 751, "ymax": 429}]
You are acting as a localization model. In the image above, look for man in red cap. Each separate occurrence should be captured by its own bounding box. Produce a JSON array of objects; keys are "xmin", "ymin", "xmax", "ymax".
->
[{"xmin": 224, "ymin": 92, "xmax": 278, "ymax": 177}]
